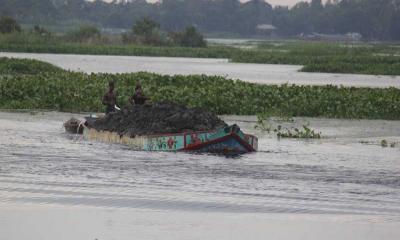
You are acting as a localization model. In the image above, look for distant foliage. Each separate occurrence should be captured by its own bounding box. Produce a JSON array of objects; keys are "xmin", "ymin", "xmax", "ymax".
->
[
  {"xmin": 123, "ymin": 18, "xmax": 206, "ymax": 47},
  {"xmin": 170, "ymin": 26, "xmax": 207, "ymax": 48},
  {"xmin": 122, "ymin": 17, "xmax": 166, "ymax": 45},
  {"xmin": 65, "ymin": 25, "xmax": 101, "ymax": 43},
  {"xmin": 0, "ymin": 33, "xmax": 234, "ymax": 58},
  {"xmin": 1, "ymin": 0, "xmax": 400, "ymax": 40},
  {"xmin": 132, "ymin": 17, "xmax": 160, "ymax": 37},
  {"xmin": 0, "ymin": 16, "xmax": 21, "ymax": 34}
]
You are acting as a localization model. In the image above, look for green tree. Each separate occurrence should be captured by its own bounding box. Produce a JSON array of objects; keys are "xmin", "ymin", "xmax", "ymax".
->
[
  {"xmin": 126, "ymin": 17, "xmax": 166, "ymax": 45},
  {"xmin": 133, "ymin": 17, "xmax": 159, "ymax": 35},
  {"xmin": 170, "ymin": 26, "xmax": 207, "ymax": 48},
  {"xmin": 0, "ymin": 16, "xmax": 21, "ymax": 34}
]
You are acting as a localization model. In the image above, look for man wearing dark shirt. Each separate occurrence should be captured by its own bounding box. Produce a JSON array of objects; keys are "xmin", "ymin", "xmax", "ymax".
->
[
  {"xmin": 130, "ymin": 82, "xmax": 149, "ymax": 105},
  {"xmin": 102, "ymin": 81, "xmax": 117, "ymax": 114}
]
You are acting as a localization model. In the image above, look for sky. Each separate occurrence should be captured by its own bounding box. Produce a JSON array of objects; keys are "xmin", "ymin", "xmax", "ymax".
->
[{"xmin": 257, "ymin": 0, "xmax": 312, "ymax": 6}]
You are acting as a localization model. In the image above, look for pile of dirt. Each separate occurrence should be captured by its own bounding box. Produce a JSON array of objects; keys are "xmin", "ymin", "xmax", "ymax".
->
[{"xmin": 90, "ymin": 102, "xmax": 227, "ymax": 136}]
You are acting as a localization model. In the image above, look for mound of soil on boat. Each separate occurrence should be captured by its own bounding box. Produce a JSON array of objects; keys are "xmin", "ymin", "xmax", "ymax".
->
[{"xmin": 91, "ymin": 103, "xmax": 227, "ymax": 136}]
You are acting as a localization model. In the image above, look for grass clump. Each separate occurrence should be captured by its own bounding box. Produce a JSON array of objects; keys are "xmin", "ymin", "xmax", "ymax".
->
[
  {"xmin": 276, "ymin": 124, "xmax": 321, "ymax": 139},
  {"xmin": 255, "ymin": 114, "xmax": 321, "ymax": 139},
  {"xmin": 381, "ymin": 139, "xmax": 389, "ymax": 147}
]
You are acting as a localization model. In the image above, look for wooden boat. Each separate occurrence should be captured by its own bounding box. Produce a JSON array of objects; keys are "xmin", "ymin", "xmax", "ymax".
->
[{"xmin": 82, "ymin": 124, "xmax": 258, "ymax": 155}]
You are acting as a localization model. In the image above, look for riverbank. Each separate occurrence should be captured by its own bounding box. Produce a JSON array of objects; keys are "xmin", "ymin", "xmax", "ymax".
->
[
  {"xmin": 1, "ymin": 57, "xmax": 400, "ymax": 119},
  {"xmin": 1, "ymin": 33, "xmax": 400, "ymax": 75}
]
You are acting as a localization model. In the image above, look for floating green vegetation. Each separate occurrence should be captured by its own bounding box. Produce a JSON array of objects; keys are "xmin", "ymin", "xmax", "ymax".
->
[
  {"xmin": 360, "ymin": 140, "xmax": 397, "ymax": 148},
  {"xmin": 255, "ymin": 112, "xmax": 294, "ymax": 132},
  {"xmin": 231, "ymin": 42, "xmax": 400, "ymax": 76},
  {"xmin": 1, "ymin": 58, "xmax": 400, "ymax": 119},
  {"xmin": 276, "ymin": 124, "xmax": 321, "ymax": 139},
  {"xmin": 255, "ymin": 114, "xmax": 321, "ymax": 139},
  {"xmin": 381, "ymin": 139, "xmax": 398, "ymax": 148},
  {"xmin": 0, "ymin": 57, "xmax": 63, "ymax": 75}
]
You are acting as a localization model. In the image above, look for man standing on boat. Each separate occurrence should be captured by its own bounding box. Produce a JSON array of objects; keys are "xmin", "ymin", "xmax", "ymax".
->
[
  {"xmin": 102, "ymin": 81, "xmax": 118, "ymax": 114},
  {"xmin": 130, "ymin": 81, "xmax": 149, "ymax": 105}
]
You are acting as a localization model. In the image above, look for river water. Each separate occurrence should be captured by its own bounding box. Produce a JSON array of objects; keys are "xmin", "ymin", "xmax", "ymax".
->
[
  {"xmin": 0, "ymin": 111, "xmax": 399, "ymax": 240},
  {"xmin": 1, "ymin": 52, "xmax": 400, "ymax": 88}
]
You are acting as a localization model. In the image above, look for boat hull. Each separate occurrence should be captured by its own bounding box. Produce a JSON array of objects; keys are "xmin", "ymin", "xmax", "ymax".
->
[{"xmin": 83, "ymin": 125, "xmax": 258, "ymax": 155}]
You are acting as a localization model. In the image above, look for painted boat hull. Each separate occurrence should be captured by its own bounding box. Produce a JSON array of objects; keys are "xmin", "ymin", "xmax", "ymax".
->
[{"xmin": 83, "ymin": 125, "xmax": 258, "ymax": 155}]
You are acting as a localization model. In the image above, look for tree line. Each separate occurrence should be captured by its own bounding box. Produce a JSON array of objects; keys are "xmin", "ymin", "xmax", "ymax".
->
[
  {"xmin": 0, "ymin": 0, "xmax": 399, "ymax": 40},
  {"xmin": 0, "ymin": 15, "xmax": 207, "ymax": 47}
]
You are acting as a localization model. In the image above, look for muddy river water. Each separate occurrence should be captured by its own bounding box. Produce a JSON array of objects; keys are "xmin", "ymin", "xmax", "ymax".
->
[{"xmin": 0, "ymin": 111, "xmax": 399, "ymax": 240}]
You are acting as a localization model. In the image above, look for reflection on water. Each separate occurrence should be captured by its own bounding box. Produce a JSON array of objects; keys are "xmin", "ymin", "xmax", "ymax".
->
[
  {"xmin": 0, "ymin": 111, "xmax": 399, "ymax": 218},
  {"xmin": 1, "ymin": 52, "xmax": 400, "ymax": 88}
]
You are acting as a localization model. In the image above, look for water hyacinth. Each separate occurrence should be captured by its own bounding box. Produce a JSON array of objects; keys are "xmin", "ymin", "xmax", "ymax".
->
[{"xmin": 1, "ymin": 58, "xmax": 400, "ymax": 120}]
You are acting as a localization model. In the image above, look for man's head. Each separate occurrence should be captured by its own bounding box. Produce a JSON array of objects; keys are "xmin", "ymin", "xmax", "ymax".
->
[
  {"xmin": 109, "ymin": 81, "xmax": 115, "ymax": 91},
  {"xmin": 135, "ymin": 81, "xmax": 142, "ymax": 91}
]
